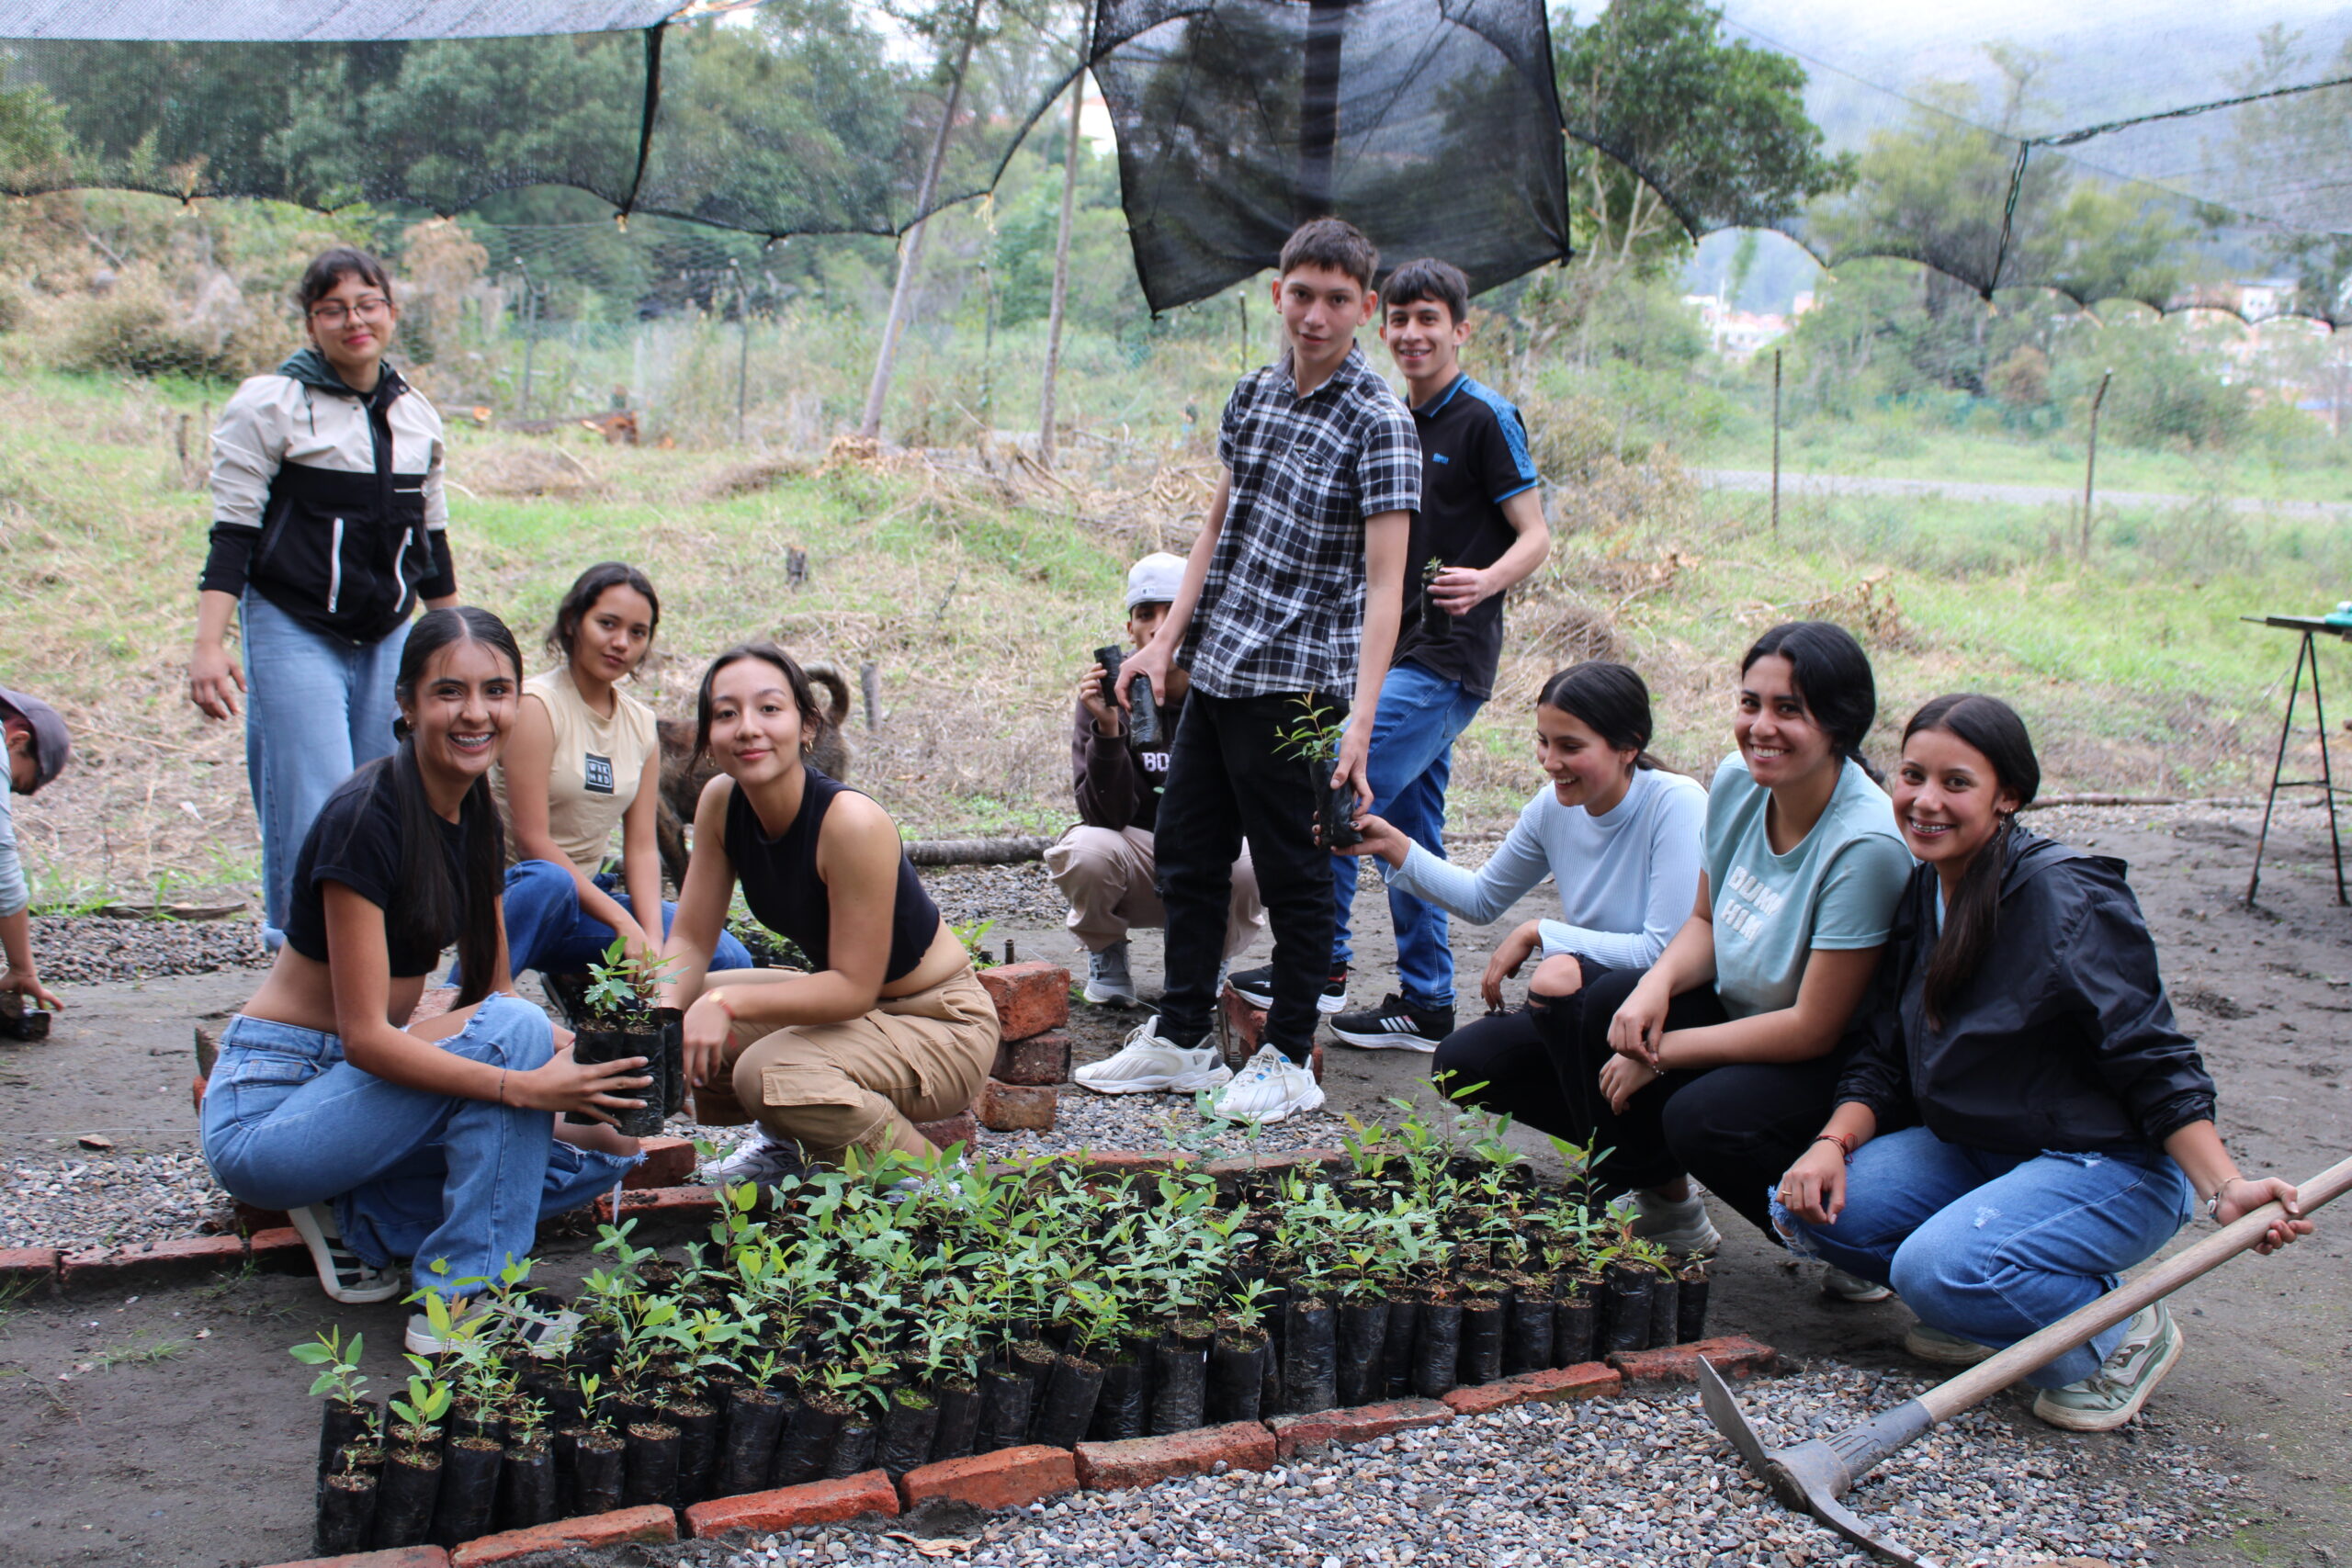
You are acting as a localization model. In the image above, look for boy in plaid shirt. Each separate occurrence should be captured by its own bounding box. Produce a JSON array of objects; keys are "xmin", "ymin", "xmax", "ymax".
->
[{"xmin": 1074, "ymin": 218, "xmax": 1418, "ymax": 1122}]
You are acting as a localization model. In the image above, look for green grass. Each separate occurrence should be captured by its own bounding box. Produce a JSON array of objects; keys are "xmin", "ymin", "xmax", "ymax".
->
[{"xmin": 2, "ymin": 355, "xmax": 2343, "ymax": 902}]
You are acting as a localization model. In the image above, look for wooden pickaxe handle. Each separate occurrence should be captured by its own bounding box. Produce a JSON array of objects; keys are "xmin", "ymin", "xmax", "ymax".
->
[{"xmin": 1919, "ymin": 1150, "xmax": 2352, "ymax": 1422}]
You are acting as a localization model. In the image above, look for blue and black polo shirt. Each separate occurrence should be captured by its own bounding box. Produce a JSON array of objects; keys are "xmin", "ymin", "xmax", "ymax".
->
[{"xmin": 1395, "ymin": 372, "xmax": 1540, "ymax": 700}]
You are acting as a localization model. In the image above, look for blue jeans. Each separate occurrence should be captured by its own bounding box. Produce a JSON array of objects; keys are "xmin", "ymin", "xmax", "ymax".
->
[
  {"xmin": 241, "ymin": 592, "xmax": 410, "ymax": 947},
  {"xmin": 1330, "ymin": 661, "xmax": 1485, "ymax": 1010},
  {"xmin": 199, "ymin": 995, "xmax": 636, "ymax": 1301},
  {"xmin": 1773, "ymin": 1125, "xmax": 2194, "ymax": 1387},
  {"xmin": 490, "ymin": 859, "xmax": 754, "ymax": 981}
]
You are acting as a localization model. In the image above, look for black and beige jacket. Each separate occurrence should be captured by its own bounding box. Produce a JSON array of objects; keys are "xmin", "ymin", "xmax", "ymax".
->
[{"xmin": 199, "ymin": 347, "xmax": 454, "ymax": 645}]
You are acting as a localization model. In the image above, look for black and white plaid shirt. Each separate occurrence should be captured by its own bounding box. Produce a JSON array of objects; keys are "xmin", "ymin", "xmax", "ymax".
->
[{"xmin": 1184, "ymin": 344, "xmax": 1420, "ymax": 700}]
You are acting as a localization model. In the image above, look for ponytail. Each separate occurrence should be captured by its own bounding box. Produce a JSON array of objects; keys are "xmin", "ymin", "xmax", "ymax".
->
[{"xmin": 1906, "ymin": 694, "xmax": 2041, "ymax": 1029}]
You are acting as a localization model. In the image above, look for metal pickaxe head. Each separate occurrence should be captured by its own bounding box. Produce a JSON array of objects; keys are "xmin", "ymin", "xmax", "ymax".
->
[{"xmin": 1697, "ymin": 1358, "xmax": 1938, "ymax": 1567}]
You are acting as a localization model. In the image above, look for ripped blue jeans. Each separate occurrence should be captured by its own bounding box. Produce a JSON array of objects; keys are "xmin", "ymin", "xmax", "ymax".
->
[{"xmin": 1771, "ymin": 1125, "xmax": 2193, "ymax": 1387}]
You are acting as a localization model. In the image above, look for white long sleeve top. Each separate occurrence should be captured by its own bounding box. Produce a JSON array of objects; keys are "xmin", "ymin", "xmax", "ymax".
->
[{"xmin": 1384, "ymin": 765, "xmax": 1708, "ymax": 972}]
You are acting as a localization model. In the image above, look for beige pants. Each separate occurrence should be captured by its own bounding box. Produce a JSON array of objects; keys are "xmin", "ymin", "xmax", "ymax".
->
[
  {"xmin": 716, "ymin": 964, "xmax": 999, "ymax": 1165},
  {"xmin": 1044, "ymin": 824, "xmax": 1264, "ymax": 958}
]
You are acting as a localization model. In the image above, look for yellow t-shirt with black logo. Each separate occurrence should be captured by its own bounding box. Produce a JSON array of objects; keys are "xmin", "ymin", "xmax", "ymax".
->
[{"xmin": 496, "ymin": 666, "xmax": 658, "ymax": 874}]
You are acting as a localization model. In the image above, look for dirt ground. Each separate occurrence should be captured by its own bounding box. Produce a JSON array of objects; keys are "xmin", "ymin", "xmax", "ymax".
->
[{"xmin": 0, "ymin": 802, "xmax": 2345, "ymax": 1567}]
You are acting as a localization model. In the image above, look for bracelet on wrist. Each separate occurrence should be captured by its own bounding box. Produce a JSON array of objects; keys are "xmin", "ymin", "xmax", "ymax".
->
[
  {"xmin": 705, "ymin": 989, "xmax": 737, "ymax": 1022},
  {"xmin": 1811, "ymin": 1131, "xmax": 1855, "ymax": 1163},
  {"xmin": 2203, "ymin": 1175, "xmax": 2246, "ymax": 1220}
]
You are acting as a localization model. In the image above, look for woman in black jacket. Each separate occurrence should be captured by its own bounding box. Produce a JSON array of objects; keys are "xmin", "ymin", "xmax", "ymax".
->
[
  {"xmin": 186, "ymin": 247, "xmax": 457, "ymax": 951},
  {"xmin": 1775, "ymin": 694, "xmax": 2312, "ymax": 1432}
]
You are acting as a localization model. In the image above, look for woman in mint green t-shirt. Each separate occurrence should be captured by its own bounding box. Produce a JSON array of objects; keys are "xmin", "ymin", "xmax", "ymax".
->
[{"xmin": 1572, "ymin": 621, "xmax": 1911, "ymax": 1262}]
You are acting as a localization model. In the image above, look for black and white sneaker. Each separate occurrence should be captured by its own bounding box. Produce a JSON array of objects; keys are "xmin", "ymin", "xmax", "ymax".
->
[
  {"xmin": 1329, "ymin": 994, "xmax": 1453, "ymax": 1053},
  {"xmin": 1227, "ymin": 964, "xmax": 1349, "ymax": 1014}
]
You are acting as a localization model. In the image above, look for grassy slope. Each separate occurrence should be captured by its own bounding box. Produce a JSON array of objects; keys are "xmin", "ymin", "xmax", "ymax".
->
[{"xmin": 2, "ymin": 362, "xmax": 2345, "ymax": 906}]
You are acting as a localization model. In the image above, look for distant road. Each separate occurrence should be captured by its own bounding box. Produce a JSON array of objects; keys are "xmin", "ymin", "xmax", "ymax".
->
[{"xmin": 1696, "ymin": 468, "xmax": 2352, "ymax": 518}]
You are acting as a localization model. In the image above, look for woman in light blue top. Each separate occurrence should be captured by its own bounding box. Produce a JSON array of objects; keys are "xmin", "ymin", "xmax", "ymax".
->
[
  {"xmin": 1333, "ymin": 663, "xmax": 1706, "ymax": 1134},
  {"xmin": 1574, "ymin": 622, "xmax": 1911, "ymax": 1260}
]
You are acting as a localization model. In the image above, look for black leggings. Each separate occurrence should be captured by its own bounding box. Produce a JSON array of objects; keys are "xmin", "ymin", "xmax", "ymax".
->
[{"xmin": 1433, "ymin": 964, "xmax": 1844, "ymax": 1239}]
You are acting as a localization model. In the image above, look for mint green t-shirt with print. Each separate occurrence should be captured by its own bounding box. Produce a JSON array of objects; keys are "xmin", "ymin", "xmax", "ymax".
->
[{"xmin": 1702, "ymin": 751, "xmax": 1912, "ymax": 1020}]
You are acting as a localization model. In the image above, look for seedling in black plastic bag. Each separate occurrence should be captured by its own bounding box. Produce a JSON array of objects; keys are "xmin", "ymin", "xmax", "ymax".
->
[{"xmin": 1274, "ymin": 694, "xmax": 1362, "ymax": 849}]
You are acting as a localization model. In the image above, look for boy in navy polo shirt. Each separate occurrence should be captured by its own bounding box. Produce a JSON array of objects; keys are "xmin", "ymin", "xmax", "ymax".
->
[
  {"xmin": 1074, "ymin": 218, "xmax": 1419, "ymax": 1123},
  {"xmin": 1229, "ymin": 258, "xmax": 1550, "ymax": 1052}
]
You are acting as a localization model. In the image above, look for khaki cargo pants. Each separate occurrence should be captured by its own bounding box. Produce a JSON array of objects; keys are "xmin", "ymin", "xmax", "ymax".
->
[{"xmin": 700, "ymin": 964, "xmax": 999, "ymax": 1165}]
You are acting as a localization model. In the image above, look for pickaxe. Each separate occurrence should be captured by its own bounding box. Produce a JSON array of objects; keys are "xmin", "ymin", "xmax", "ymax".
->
[{"xmin": 1700, "ymin": 1151, "xmax": 2352, "ymax": 1565}]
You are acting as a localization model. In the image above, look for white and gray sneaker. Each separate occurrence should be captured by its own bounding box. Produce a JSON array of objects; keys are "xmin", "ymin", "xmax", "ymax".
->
[
  {"xmin": 1632, "ymin": 1189, "xmax": 1722, "ymax": 1257},
  {"xmin": 1073, "ymin": 1015, "xmax": 1233, "ymax": 1096},
  {"xmin": 703, "ymin": 1126, "xmax": 809, "ymax": 1189},
  {"xmin": 1207, "ymin": 1043, "xmax": 1327, "ymax": 1124},
  {"xmin": 1083, "ymin": 941, "xmax": 1141, "ymax": 1008}
]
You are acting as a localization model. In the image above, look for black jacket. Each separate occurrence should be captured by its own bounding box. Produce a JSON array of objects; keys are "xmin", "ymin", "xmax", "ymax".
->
[
  {"xmin": 1837, "ymin": 830, "xmax": 2218, "ymax": 1156},
  {"xmin": 199, "ymin": 348, "xmax": 454, "ymax": 645}
]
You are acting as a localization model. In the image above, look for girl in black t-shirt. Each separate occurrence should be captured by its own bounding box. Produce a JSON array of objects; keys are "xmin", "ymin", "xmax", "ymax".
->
[
  {"xmin": 660, "ymin": 641, "xmax": 999, "ymax": 1177},
  {"xmin": 200, "ymin": 607, "xmax": 650, "ymax": 1351}
]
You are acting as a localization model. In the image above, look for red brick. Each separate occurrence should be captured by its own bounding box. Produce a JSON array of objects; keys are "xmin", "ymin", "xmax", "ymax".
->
[
  {"xmin": 234, "ymin": 1199, "xmax": 293, "ymax": 1234},
  {"xmin": 256, "ymin": 1549, "xmax": 448, "ymax": 1568},
  {"xmin": 0, "ymin": 1247, "xmax": 60, "ymax": 1294},
  {"xmin": 447, "ymin": 1504, "xmax": 677, "ymax": 1563},
  {"xmin": 1202, "ymin": 1147, "xmax": 1345, "ymax": 1183},
  {"xmin": 1076, "ymin": 1149, "xmax": 1193, "ymax": 1176},
  {"xmin": 990, "ymin": 1030, "xmax": 1071, "ymax": 1086},
  {"xmin": 591, "ymin": 1184, "xmax": 718, "ymax": 1223},
  {"xmin": 977, "ymin": 962, "xmax": 1070, "ymax": 1042},
  {"xmin": 61, "ymin": 1234, "xmax": 248, "ymax": 1293},
  {"xmin": 684, "ymin": 1470, "xmax": 899, "ymax": 1538},
  {"xmin": 1216, "ymin": 985, "xmax": 1266, "ymax": 1060},
  {"xmin": 249, "ymin": 1226, "xmax": 313, "ymax": 1276},
  {"xmin": 977, "ymin": 1079, "xmax": 1057, "ymax": 1132},
  {"xmin": 625, "ymin": 1135, "xmax": 698, "ymax": 1190},
  {"xmin": 191, "ymin": 1074, "xmax": 208, "ymax": 1113},
  {"xmin": 897, "ymin": 1445, "xmax": 1076, "ymax": 1512},
  {"xmin": 917, "ymin": 1109, "xmax": 978, "ymax": 1150},
  {"xmin": 1076, "ymin": 1422, "xmax": 1276, "ymax": 1491},
  {"xmin": 1608, "ymin": 1335, "xmax": 1777, "ymax": 1384},
  {"xmin": 1435, "ymin": 1364, "xmax": 1620, "ymax": 1418},
  {"xmin": 1265, "ymin": 1397, "xmax": 1453, "ymax": 1459}
]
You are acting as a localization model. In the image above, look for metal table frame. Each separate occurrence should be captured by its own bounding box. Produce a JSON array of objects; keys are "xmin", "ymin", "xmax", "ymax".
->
[{"xmin": 2243, "ymin": 615, "xmax": 2350, "ymax": 907}]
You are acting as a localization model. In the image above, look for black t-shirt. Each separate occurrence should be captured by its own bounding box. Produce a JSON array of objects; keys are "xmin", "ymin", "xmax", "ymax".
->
[
  {"xmin": 1390, "ymin": 373, "xmax": 1540, "ymax": 701},
  {"xmin": 283, "ymin": 760, "xmax": 468, "ymax": 977}
]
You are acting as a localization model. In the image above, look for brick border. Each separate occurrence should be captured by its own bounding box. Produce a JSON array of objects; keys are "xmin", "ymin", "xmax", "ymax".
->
[{"xmin": 256, "ymin": 1342, "xmax": 1769, "ymax": 1568}]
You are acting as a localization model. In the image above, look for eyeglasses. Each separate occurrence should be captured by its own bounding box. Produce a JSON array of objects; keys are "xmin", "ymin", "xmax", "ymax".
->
[{"xmin": 308, "ymin": 296, "xmax": 391, "ymax": 327}]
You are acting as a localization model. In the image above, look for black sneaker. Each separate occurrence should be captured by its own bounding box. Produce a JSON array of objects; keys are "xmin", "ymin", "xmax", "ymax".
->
[
  {"xmin": 1227, "ymin": 964, "xmax": 1349, "ymax": 1015},
  {"xmin": 1329, "ymin": 993, "xmax": 1454, "ymax": 1053}
]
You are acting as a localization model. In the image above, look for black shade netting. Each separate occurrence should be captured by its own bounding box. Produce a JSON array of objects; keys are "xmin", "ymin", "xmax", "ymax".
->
[
  {"xmin": 1093, "ymin": 0, "xmax": 1570, "ymax": 312},
  {"xmin": 0, "ymin": 2, "xmax": 1086, "ymax": 241}
]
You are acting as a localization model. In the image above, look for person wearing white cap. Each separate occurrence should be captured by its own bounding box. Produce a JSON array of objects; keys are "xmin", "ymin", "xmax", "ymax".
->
[
  {"xmin": 1048, "ymin": 554, "xmax": 1263, "ymax": 1021},
  {"xmin": 0, "ymin": 685, "xmax": 72, "ymax": 1014}
]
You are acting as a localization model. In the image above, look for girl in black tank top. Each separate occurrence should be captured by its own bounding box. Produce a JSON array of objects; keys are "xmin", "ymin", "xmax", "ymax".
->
[{"xmin": 657, "ymin": 642, "xmax": 995, "ymax": 1170}]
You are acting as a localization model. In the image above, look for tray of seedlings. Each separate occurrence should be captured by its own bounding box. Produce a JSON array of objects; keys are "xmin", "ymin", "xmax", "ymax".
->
[{"xmin": 295, "ymin": 1100, "xmax": 1712, "ymax": 1555}]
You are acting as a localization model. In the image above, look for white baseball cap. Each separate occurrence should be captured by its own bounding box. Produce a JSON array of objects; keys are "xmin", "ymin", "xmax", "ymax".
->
[{"xmin": 1125, "ymin": 552, "xmax": 1185, "ymax": 609}]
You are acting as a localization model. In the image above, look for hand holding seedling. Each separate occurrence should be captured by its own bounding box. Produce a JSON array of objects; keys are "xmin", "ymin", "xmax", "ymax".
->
[
  {"xmin": 1078, "ymin": 662, "xmax": 1121, "ymax": 736},
  {"xmin": 1326, "ymin": 810, "xmax": 1407, "ymax": 863},
  {"xmin": 1116, "ymin": 638, "xmax": 1173, "ymax": 715},
  {"xmin": 511, "ymin": 1043, "xmax": 650, "ymax": 1122},
  {"xmin": 1335, "ymin": 710, "xmax": 1374, "ymax": 812},
  {"xmin": 1425, "ymin": 564, "xmax": 1497, "ymax": 615}
]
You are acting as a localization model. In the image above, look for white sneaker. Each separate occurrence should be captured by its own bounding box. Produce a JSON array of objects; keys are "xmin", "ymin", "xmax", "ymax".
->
[
  {"xmin": 703, "ymin": 1126, "xmax": 809, "ymax": 1188},
  {"xmin": 405, "ymin": 1294, "xmax": 581, "ymax": 1357},
  {"xmin": 1823, "ymin": 1266, "xmax": 1894, "ymax": 1303},
  {"xmin": 1083, "ymin": 942, "xmax": 1140, "ymax": 1008},
  {"xmin": 1206, "ymin": 1044, "xmax": 1326, "ymax": 1124},
  {"xmin": 1632, "ymin": 1190, "xmax": 1722, "ymax": 1258},
  {"xmin": 1073, "ymin": 1016, "xmax": 1233, "ymax": 1096},
  {"xmin": 288, "ymin": 1201, "xmax": 405, "ymax": 1304}
]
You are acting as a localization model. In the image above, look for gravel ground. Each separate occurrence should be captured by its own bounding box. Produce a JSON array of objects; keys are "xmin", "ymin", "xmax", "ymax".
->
[
  {"xmin": 707, "ymin": 1366, "xmax": 2243, "ymax": 1568},
  {"xmin": 33, "ymin": 913, "xmax": 269, "ymax": 985},
  {"xmin": 0, "ymin": 1150, "xmax": 232, "ymax": 1253}
]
